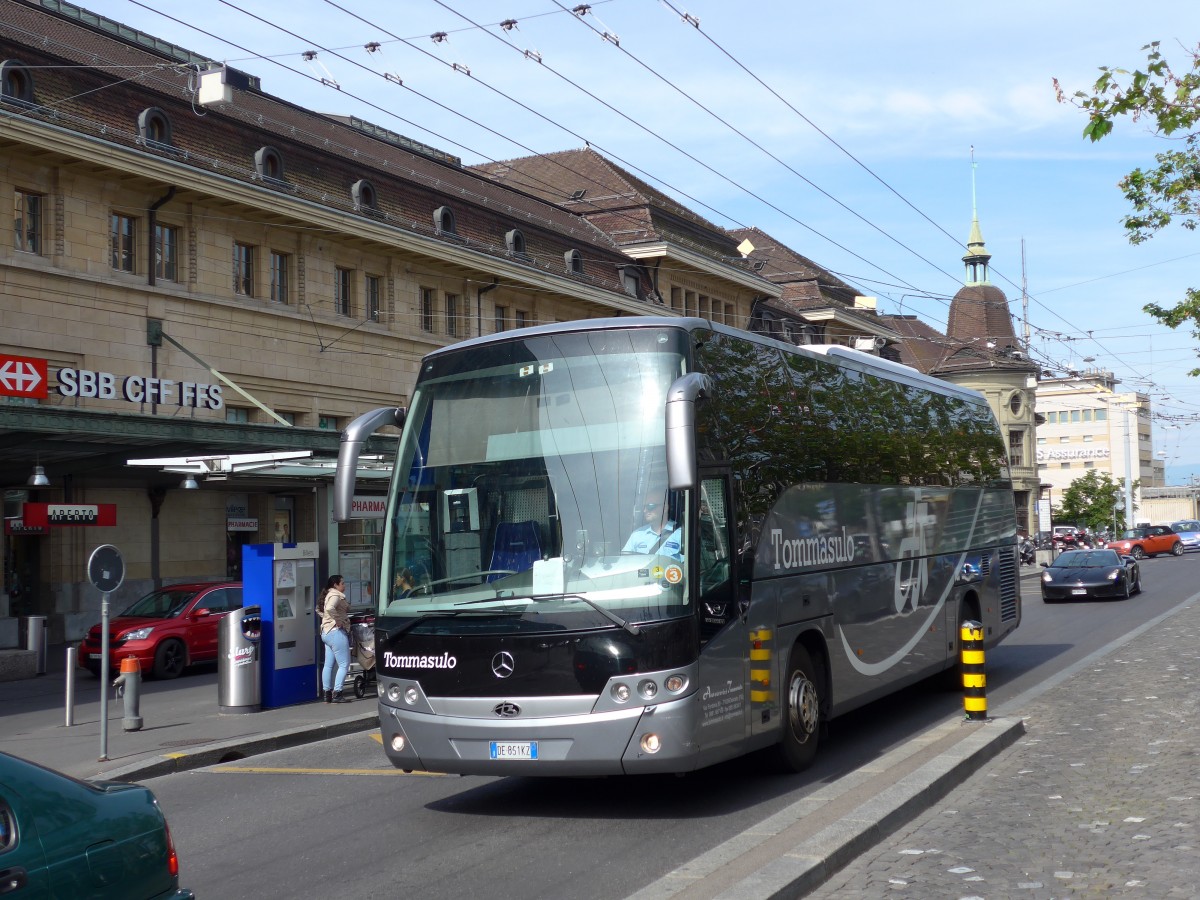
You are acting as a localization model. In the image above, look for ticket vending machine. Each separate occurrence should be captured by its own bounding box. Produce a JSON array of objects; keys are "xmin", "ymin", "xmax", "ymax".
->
[{"xmin": 243, "ymin": 542, "xmax": 319, "ymax": 708}]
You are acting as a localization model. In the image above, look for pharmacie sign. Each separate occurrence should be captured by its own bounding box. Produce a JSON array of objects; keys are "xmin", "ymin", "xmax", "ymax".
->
[{"xmin": 350, "ymin": 496, "xmax": 386, "ymax": 518}]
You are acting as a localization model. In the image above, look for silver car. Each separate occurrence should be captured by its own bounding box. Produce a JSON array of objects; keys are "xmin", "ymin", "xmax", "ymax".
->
[{"xmin": 1170, "ymin": 520, "xmax": 1200, "ymax": 552}]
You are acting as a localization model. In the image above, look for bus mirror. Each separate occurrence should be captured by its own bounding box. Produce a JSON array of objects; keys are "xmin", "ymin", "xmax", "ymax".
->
[
  {"xmin": 665, "ymin": 373, "xmax": 711, "ymax": 491},
  {"xmin": 333, "ymin": 406, "xmax": 405, "ymax": 522}
]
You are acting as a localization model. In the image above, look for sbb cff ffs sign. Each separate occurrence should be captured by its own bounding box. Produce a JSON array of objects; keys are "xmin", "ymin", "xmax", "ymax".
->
[
  {"xmin": 0, "ymin": 354, "xmax": 48, "ymax": 399},
  {"xmin": 21, "ymin": 503, "xmax": 118, "ymax": 528}
]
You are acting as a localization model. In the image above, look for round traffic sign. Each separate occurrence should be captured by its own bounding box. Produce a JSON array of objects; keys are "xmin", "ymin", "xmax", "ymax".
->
[{"xmin": 87, "ymin": 544, "xmax": 125, "ymax": 593}]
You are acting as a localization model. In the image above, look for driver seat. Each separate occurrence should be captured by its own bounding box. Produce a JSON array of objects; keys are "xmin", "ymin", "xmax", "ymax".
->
[{"xmin": 488, "ymin": 521, "xmax": 542, "ymax": 582}]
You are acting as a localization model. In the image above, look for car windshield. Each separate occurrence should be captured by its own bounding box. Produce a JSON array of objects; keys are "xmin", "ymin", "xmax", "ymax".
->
[
  {"xmin": 1117, "ymin": 529, "xmax": 1144, "ymax": 540},
  {"xmin": 1172, "ymin": 521, "xmax": 1200, "ymax": 532},
  {"xmin": 1054, "ymin": 550, "xmax": 1121, "ymax": 568},
  {"xmin": 120, "ymin": 588, "xmax": 197, "ymax": 619}
]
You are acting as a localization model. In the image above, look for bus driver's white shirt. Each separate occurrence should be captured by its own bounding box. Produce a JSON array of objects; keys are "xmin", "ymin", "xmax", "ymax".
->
[{"xmin": 622, "ymin": 522, "xmax": 682, "ymax": 559}]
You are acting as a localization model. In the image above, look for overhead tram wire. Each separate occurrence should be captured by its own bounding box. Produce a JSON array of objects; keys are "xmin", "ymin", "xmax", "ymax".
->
[{"xmin": 554, "ymin": 0, "xmax": 961, "ymax": 287}]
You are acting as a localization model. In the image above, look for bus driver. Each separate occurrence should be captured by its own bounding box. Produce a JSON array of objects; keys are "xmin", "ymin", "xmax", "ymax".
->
[{"xmin": 622, "ymin": 498, "xmax": 682, "ymax": 560}]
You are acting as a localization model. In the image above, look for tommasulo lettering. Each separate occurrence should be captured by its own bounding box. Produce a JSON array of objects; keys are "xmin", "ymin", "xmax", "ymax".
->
[{"xmin": 383, "ymin": 651, "xmax": 457, "ymax": 669}]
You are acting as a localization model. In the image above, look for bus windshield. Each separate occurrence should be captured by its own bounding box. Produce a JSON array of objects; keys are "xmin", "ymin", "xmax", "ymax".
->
[{"xmin": 379, "ymin": 328, "xmax": 691, "ymax": 630}]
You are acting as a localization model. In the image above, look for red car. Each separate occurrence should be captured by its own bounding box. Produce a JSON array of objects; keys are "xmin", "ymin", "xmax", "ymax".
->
[
  {"xmin": 1105, "ymin": 525, "xmax": 1184, "ymax": 560},
  {"xmin": 79, "ymin": 582, "xmax": 243, "ymax": 679}
]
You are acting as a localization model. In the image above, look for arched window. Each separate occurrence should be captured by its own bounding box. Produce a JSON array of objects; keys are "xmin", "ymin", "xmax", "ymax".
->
[
  {"xmin": 137, "ymin": 107, "xmax": 173, "ymax": 146},
  {"xmin": 433, "ymin": 205, "xmax": 457, "ymax": 236},
  {"xmin": 505, "ymin": 229, "xmax": 527, "ymax": 257},
  {"xmin": 351, "ymin": 179, "xmax": 378, "ymax": 212},
  {"xmin": 564, "ymin": 249, "xmax": 584, "ymax": 276},
  {"xmin": 254, "ymin": 146, "xmax": 285, "ymax": 182},
  {"xmin": 0, "ymin": 60, "xmax": 34, "ymax": 106}
]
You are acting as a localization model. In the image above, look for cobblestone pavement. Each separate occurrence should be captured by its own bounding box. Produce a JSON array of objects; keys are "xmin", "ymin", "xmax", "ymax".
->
[{"xmin": 809, "ymin": 600, "xmax": 1200, "ymax": 899}]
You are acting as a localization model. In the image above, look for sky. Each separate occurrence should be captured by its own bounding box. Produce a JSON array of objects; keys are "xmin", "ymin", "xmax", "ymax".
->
[{"xmin": 65, "ymin": 0, "xmax": 1200, "ymax": 479}]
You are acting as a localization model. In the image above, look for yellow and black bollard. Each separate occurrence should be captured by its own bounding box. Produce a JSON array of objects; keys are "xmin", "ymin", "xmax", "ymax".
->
[{"xmin": 960, "ymin": 620, "xmax": 987, "ymax": 721}]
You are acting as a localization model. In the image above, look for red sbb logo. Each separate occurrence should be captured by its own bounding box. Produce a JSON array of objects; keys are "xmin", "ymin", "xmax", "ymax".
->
[{"xmin": 0, "ymin": 354, "xmax": 48, "ymax": 399}]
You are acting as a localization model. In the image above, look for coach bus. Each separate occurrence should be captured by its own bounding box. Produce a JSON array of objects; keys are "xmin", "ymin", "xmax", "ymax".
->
[{"xmin": 333, "ymin": 317, "xmax": 1020, "ymax": 776}]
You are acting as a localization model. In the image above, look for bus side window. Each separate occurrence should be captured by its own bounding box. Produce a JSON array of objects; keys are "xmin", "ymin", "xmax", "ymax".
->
[{"xmin": 698, "ymin": 476, "xmax": 733, "ymax": 631}]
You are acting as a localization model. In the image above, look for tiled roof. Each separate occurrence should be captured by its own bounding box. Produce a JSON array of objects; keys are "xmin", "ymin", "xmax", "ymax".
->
[
  {"xmin": 946, "ymin": 283, "xmax": 1018, "ymax": 347},
  {"xmin": 878, "ymin": 315, "xmax": 951, "ymax": 374}
]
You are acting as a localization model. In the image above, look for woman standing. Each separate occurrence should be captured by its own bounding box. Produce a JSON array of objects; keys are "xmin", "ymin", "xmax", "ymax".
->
[{"xmin": 320, "ymin": 574, "xmax": 352, "ymax": 703}]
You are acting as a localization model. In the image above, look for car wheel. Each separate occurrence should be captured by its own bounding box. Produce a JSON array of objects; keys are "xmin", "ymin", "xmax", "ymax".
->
[
  {"xmin": 152, "ymin": 639, "xmax": 187, "ymax": 679},
  {"xmin": 1131, "ymin": 546, "xmax": 1145, "ymax": 560},
  {"xmin": 1133, "ymin": 573, "xmax": 1142, "ymax": 595},
  {"xmin": 1042, "ymin": 594, "xmax": 1058, "ymax": 604},
  {"xmin": 1122, "ymin": 578, "xmax": 1131, "ymax": 601},
  {"xmin": 775, "ymin": 645, "xmax": 821, "ymax": 773},
  {"xmin": 1172, "ymin": 542, "xmax": 1184, "ymax": 557}
]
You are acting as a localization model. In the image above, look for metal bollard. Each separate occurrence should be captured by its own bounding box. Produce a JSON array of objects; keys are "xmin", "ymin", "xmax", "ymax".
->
[
  {"xmin": 960, "ymin": 619, "xmax": 987, "ymax": 721},
  {"xmin": 65, "ymin": 645, "xmax": 77, "ymax": 727},
  {"xmin": 111, "ymin": 656, "xmax": 144, "ymax": 732}
]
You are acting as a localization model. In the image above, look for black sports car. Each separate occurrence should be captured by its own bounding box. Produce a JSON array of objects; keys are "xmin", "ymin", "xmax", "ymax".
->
[{"xmin": 1041, "ymin": 549, "xmax": 1141, "ymax": 602}]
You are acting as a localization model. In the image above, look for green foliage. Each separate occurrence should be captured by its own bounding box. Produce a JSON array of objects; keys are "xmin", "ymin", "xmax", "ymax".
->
[
  {"xmin": 1055, "ymin": 42, "xmax": 1200, "ymax": 370},
  {"xmin": 1053, "ymin": 470, "xmax": 1137, "ymax": 533}
]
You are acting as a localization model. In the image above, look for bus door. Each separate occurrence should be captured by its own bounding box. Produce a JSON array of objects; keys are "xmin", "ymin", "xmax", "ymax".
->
[{"xmin": 694, "ymin": 472, "xmax": 751, "ymax": 749}]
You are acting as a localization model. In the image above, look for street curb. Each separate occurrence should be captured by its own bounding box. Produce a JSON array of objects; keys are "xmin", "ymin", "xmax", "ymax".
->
[
  {"xmin": 97, "ymin": 711, "xmax": 380, "ymax": 782},
  {"xmin": 714, "ymin": 715, "xmax": 1025, "ymax": 900}
]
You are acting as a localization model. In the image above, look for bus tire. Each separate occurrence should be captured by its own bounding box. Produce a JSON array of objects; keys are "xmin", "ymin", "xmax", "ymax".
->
[{"xmin": 776, "ymin": 645, "xmax": 821, "ymax": 773}]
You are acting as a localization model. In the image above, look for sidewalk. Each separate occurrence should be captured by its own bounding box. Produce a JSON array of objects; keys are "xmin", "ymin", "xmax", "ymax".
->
[{"xmin": 0, "ymin": 649, "xmax": 378, "ymax": 782}]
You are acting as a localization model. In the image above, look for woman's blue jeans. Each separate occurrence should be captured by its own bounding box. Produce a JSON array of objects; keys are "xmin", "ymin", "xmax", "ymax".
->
[{"xmin": 321, "ymin": 628, "xmax": 350, "ymax": 692}]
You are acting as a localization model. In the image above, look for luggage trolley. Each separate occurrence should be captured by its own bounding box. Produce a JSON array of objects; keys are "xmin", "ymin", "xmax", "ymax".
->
[{"xmin": 346, "ymin": 613, "xmax": 377, "ymax": 699}]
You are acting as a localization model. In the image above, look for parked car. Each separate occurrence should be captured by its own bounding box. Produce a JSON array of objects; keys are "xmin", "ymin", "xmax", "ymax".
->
[
  {"xmin": 1104, "ymin": 525, "xmax": 1184, "ymax": 560},
  {"xmin": 1170, "ymin": 520, "xmax": 1200, "ymax": 552},
  {"xmin": 1041, "ymin": 548, "xmax": 1141, "ymax": 602},
  {"xmin": 0, "ymin": 752, "xmax": 193, "ymax": 899},
  {"xmin": 79, "ymin": 581, "xmax": 243, "ymax": 679}
]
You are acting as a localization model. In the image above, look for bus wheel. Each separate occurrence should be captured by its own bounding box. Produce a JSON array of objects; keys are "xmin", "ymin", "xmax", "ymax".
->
[{"xmin": 777, "ymin": 645, "xmax": 821, "ymax": 772}]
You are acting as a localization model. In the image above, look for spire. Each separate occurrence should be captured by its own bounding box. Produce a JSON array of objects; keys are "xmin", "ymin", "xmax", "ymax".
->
[{"xmin": 963, "ymin": 146, "xmax": 991, "ymax": 285}]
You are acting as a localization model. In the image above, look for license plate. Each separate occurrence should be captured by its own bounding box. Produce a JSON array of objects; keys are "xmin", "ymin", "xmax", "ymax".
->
[
  {"xmin": 1072, "ymin": 588, "xmax": 1088, "ymax": 595},
  {"xmin": 490, "ymin": 741, "xmax": 538, "ymax": 760}
]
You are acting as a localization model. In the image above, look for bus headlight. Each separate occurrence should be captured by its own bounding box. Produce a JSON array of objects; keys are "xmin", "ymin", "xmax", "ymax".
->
[
  {"xmin": 611, "ymin": 683, "xmax": 631, "ymax": 703},
  {"xmin": 404, "ymin": 687, "xmax": 420, "ymax": 705},
  {"xmin": 391, "ymin": 734, "xmax": 406, "ymax": 753},
  {"xmin": 664, "ymin": 674, "xmax": 687, "ymax": 693},
  {"xmin": 640, "ymin": 733, "xmax": 661, "ymax": 754},
  {"xmin": 638, "ymin": 680, "xmax": 658, "ymax": 700},
  {"xmin": 387, "ymin": 684, "xmax": 403, "ymax": 703}
]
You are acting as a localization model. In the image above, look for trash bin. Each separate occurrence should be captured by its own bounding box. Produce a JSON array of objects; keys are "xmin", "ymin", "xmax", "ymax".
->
[
  {"xmin": 19, "ymin": 615, "xmax": 47, "ymax": 675},
  {"xmin": 218, "ymin": 605, "xmax": 261, "ymax": 713}
]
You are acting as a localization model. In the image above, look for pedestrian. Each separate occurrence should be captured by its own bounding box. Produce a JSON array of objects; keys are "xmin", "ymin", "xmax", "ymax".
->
[{"xmin": 319, "ymin": 574, "xmax": 352, "ymax": 703}]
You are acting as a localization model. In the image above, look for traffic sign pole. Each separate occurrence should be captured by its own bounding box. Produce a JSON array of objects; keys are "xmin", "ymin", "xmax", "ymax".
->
[{"xmin": 87, "ymin": 545, "xmax": 125, "ymax": 763}]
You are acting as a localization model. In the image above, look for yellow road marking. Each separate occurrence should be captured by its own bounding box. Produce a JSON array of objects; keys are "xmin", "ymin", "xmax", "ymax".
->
[{"xmin": 370, "ymin": 733, "xmax": 383, "ymax": 744}]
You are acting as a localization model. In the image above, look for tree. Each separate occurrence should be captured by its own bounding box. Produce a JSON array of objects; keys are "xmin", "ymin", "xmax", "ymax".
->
[
  {"xmin": 1055, "ymin": 42, "xmax": 1200, "ymax": 371},
  {"xmin": 1053, "ymin": 470, "xmax": 1137, "ymax": 535}
]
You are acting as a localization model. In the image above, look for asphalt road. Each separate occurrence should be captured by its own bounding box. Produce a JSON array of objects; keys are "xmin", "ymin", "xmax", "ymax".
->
[{"xmin": 146, "ymin": 553, "xmax": 1200, "ymax": 899}]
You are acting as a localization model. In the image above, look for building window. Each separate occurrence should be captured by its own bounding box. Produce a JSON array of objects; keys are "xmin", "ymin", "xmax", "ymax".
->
[
  {"xmin": 685, "ymin": 291, "xmax": 696, "ymax": 315},
  {"xmin": 254, "ymin": 146, "xmax": 284, "ymax": 181},
  {"xmin": 670, "ymin": 287, "xmax": 681, "ymax": 311},
  {"xmin": 494, "ymin": 304, "xmax": 507, "ymax": 333},
  {"xmin": 505, "ymin": 229, "xmax": 527, "ymax": 256},
  {"xmin": 365, "ymin": 274, "xmax": 381, "ymax": 321},
  {"xmin": 335, "ymin": 267, "xmax": 353, "ymax": 316},
  {"xmin": 154, "ymin": 223, "xmax": 178, "ymax": 281},
  {"xmin": 433, "ymin": 205, "xmax": 457, "ymax": 236},
  {"xmin": 1083, "ymin": 460, "xmax": 1094, "ymax": 468},
  {"xmin": 1059, "ymin": 436, "xmax": 1070, "ymax": 444},
  {"xmin": 564, "ymin": 249, "xmax": 584, "ymax": 276},
  {"xmin": 1059, "ymin": 462, "xmax": 1070, "ymax": 469},
  {"xmin": 1095, "ymin": 408, "xmax": 1107, "ymax": 422},
  {"xmin": 318, "ymin": 415, "xmax": 338, "ymax": 430},
  {"xmin": 352, "ymin": 179, "xmax": 377, "ymax": 212},
  {"xmin": 1008, "ymin": 430, "xmax": 1024, "ymax": 468},
  {"xmin": 1083, "ymin": 434, "xmax": 1093, "ymax": 442},
  {"xmin": 724, "ymin": 302, "xmax": 735, "ymax": 324},
  {"xmin": 270, "ymin": 251, "xmax": 290, "ymax": 304},
  {"xmin": 111, "ymin": 213, "xmax": 136, "ymax": 272},
  {"xmin": 276, "ymin": 411, "xmax": 296, "ymax": 426},
  {"xmin": 226, "ymin": 407, "xmax": 249, "ymax": 424},
  {"xmin": 1070, "ymin": 410, "xmax": 1081, "ymax": 423},
  {"xmin": 234, "ymin": 242, "xmax": 254, "ymax": 296},
  {"xmin": 1045, "ymin": 411, "xmax": 1057, "ymax": 424},
  {"xmin": 13, "ymin": 190, "xmax": 41, "ymax": 254},
  {"xmin": 445, "ymin": 293, "xmax": 459, "ymax": 337},
  {"xmin": 0, "ymin": 60, "xmax": 34, "ymax": 106},
  {"xmin": 515, "ymin": 309, "xmax": 527, "ymax": 329},
  {"xmin": 420, "ymin": 287, "xmax": 435, "ymax": 333},
  {"xmin": 619, "ymin": 267, "xmax": 639, "ymax": 298},
  {"xmin": 137, "ymin": 107, "xmax": 172, "ymax": 146}
]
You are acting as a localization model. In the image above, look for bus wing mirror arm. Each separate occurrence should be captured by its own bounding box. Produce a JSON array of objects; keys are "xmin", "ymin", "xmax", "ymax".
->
[
  {"xmin": 333, "ymin": 406, "xmax": 406, "ymax": 522},
  {"xmin": 664, "ymin": 373, "xmax": 712, "ymax": 491}
]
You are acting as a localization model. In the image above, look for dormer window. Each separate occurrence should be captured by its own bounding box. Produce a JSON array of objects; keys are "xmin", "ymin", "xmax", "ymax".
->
[
  {"xmin": 564, "ymin": 249, "xmax": 584, "ymax": 276},
  {"xmin": 0, "ymin": 60, "xmax": 34, "ymax": 107},
  {"xmin": 351, "ymin": 179, "xmax": 378, "ymax": 213},
  {"xmin": 254, "ymin": 146, "xmax": 285, "ymax": 182},
  {"xmin": 433, "ymin": 205, "xmax": 457, "ymax": 236},
  {"xmin": 505, "ymin": 229, "xmax": 527, "ymax": 257},
  {"xmin": 137, "ymin": 107, "xmax": 172, "ymax": 146},
  {"xmin": 618, "ymin": 265, "xmax": 640, "ymax": 298}
]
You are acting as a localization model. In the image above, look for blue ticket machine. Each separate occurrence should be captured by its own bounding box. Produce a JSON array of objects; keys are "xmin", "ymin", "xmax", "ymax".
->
[{"xmin": 243, "ymin": 542, "xmax": 319, "ymax": 708}]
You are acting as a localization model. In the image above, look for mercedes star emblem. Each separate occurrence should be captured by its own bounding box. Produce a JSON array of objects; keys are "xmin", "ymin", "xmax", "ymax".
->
[{"xmin": 491, "ymin": 650, "xmax": 515, "ymax": 678}]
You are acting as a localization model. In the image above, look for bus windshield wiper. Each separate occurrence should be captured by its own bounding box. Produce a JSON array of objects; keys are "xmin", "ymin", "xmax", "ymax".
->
[
  {"xmin": 534, "ymin": 593, "xmax": 641, "ymax": 636},
  {"xmin": 388, "ymin": 609, "xmax": 514, "ymax": 639}
]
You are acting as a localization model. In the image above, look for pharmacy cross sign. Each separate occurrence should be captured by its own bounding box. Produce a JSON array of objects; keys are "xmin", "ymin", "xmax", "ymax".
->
[{"xmin": 0, "ymin": 353, "xmax": 48, "ymax": 399}]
